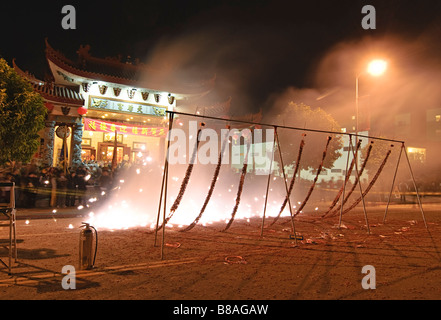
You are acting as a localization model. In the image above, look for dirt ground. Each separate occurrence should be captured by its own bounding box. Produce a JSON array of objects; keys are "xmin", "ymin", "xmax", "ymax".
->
[{"xmin": 0, "ymin": 203, "xmax": 440, "ymax": 301}]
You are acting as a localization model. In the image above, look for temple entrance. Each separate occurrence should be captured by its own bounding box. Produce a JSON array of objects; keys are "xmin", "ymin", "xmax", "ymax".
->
[{"xmin": 97, "ymin": 142, "xmax": 131, "ymax": 165}]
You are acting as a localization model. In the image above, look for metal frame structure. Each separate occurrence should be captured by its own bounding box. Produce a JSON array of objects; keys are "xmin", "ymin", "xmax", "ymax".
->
[
  {"xmin": 0, "ymin": 182, "xmax": 18, "ymax": 274},
  {"xmin": 155, "ymin": 111, "xmax": 428, "ymax": 259}
]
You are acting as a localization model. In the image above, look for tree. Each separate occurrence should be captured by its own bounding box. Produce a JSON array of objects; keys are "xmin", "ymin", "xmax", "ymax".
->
[
  {"xmin": 0, "ymin": 58, "xmax": 47, "ymax": 168},
  {"xmin": 264, "ymin": 102, "xmax": 343, "ymax": 172}
]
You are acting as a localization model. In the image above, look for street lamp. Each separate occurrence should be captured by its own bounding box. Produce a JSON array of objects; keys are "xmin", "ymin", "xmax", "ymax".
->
[
  {"xmin": 355, "ymin": 59, "xmax": 388, "ymax": 137},
  {"xmin": 367, "ymin": 59, "xmax": 388, "ymax": 77}
]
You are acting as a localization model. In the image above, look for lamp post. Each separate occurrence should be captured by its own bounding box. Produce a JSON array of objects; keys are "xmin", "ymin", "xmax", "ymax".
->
[{"xmin": 355, "ymin": 59, "xmax": 387, "ymax": 139}]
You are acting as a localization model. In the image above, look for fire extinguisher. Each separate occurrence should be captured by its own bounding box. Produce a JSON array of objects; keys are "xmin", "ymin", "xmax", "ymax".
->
[{"xmin": 79, "ymin": 222, "xmax": 98, "ymax": 270}]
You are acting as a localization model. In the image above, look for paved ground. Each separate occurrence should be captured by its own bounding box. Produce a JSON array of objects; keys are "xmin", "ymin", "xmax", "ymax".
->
[{"xmin": 0, "ymin": 203, "xmax": 440, "ymax": 303}]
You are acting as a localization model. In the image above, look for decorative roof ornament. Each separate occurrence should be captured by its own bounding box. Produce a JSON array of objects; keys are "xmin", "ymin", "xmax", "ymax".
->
[
  {"xmin": 82, "ymin": 82, "xmax": 91, "ymax": 92},
  {"xmin": 168, "ymin": 94, "xmax": 175, "ymax": 105},
  {"xmin": 141, "ymin": 91, "xmax": 149, "ymax": 101},
  {"xmin": 61, "ymin": 106, "xmax": 71, "ymax": 115},
  {"xmin": 113, "ymin": 87, "xmax": 121, "ymax": 97},
  {"xmin": 99, "ymin": 85, "xmax": 107, "ymax": 95},
  {"xmin": 127, "ymin": 89, "xmax": 136, "ymax": 99},
  {"xmin": 154, "ymin": 93, "xmax": 161, "ymax": 103}
]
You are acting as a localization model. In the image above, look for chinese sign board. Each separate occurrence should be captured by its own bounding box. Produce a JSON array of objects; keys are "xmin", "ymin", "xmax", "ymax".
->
[
  {"xmin": 88, "ymin": 96, "xmax": 167, "ymax": 117},
  {"xmin": 84, "ymin": 118, "xmax": 167, "ymax": 137}
]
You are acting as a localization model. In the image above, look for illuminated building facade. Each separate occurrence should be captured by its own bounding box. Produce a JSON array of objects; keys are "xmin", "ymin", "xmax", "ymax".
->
[{"xmin": 14, "ymin": 40, "xmax": 221, "ymax": 169}]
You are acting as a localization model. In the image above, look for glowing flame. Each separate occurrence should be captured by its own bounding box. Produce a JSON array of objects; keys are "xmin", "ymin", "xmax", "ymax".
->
[{"xmin": 85, "ymin": 165, "xmax": 300, "ymax": 231}]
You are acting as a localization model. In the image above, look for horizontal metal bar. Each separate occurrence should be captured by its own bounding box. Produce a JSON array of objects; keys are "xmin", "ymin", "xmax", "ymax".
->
[{"xmin": 166, "ymin": 111, "xmax": 405, "ymax": 144}]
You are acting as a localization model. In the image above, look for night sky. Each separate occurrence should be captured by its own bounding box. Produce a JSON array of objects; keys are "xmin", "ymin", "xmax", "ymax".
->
[{"xmin": 1, "ymin": 0, "xmax": 441, "ymax": 113}]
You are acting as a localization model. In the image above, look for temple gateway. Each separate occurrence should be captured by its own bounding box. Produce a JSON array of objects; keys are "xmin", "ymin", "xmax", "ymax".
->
[{"xmin": 14, "ymin": 40, "xmax": 228, "ymax": 170}]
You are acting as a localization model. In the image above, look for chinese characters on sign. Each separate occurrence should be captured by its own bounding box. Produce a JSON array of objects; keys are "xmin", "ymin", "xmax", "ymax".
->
[
  {"xmin": 84, "ymin": 118, "xmax": 167, "ymax": 137},
  {"xmin": 88, "ymin": 96, "xmax": 167, "ymax": 117}
]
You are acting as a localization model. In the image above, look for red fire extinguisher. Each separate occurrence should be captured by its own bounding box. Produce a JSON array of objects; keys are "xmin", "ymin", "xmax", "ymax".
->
[{"xmin": 79, "ymin": 222, "xmax": 98, "ymax": 270}]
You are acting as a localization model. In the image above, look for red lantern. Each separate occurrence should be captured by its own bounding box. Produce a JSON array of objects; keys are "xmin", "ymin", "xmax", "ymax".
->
[
  {"xmin": 77, "ymin": 107, "xmax": 88, "ymax": 116},
  {"xmin": 44, "ymin": 102, "xmax": 54, "ymax": 112}
]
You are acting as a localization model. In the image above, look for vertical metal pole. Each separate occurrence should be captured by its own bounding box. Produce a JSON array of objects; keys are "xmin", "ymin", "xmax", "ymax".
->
[
  {"xmin": 155, "ymin": 112, "xmax": 175, "ymax": 258},
  {"xmin": 355, "ymin": 76, "xmax": 359, "ymax": 144},
  {"xmin": 260, "ymin": 128, "xmax": 276, "ymax": 238},
  {"xmin": 9, "ymin": 211, "xmax": 12, "ymax": 274},
  {"xmin": 161, "ymin": 158, "xmax": 170, "ymax": 260},
  {"xmin": 13, "ymin": 210, "xmax": 17, "ymax": 261},
  {"xmin": 154, "ymin": 161, "xmax": 166, "ymax": 247},
  {"xmin": 12, "ymin": 182, "xmax": 17, "ymax": 262},
  {"xmin": 111, "ymin": 130, "xmax": 118, "ymax": 172},
  {"xmin": 338, "ymin": 135, "xmax": 352, "ymax": 228},
  {"xmin": 403, "ymin": 143, "xmax": 428, "ymax": 229},
  {"xmin": 383, "ymin": 144, "xmax": 403, "ymax": 224},
  {"xmin": 274, "ymin": 127, "xmax": 298, "ymax": 245},
  {"xmin": 348, "ymin": 136, "xmax": 370, "ymax": 234},
  {"xmin": 63, "ymin": 125, "xmax": 68, "ymax": 176},
  {"xmin": 162, "ymin": 112, "xmax": 175, "ymax": 259}
]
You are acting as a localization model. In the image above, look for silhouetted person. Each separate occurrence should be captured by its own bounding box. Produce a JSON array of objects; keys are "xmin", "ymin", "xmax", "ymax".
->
[
  {"xmin": 24, "ymin": 172, "xmax": 40, "ymax": 208},
  {"xmin": 56, "ymin": 170, "xmax": 68, "ymax": 208},
  {"xmin": 66, "ymin": 171, "xmax": 77, "ymax": 207},
  {"xmin": 75, "ymin": 166, "xmax": 88, "ymax": 206}
]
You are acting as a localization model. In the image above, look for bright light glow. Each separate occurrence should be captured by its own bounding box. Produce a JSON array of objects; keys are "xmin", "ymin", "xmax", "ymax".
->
[
  {"xmin": 367, "ymin": 59, "xmax": 387, "ymax": 77},
  {"xmin": 85, "ymin": 165, "xmax": 302, "ymax": 231}
]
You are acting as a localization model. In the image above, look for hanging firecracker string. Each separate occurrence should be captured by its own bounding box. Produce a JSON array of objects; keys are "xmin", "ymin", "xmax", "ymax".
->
[
  {"xmin": 322, "ymin": 140, "xmax": 362, "ymax": 218},
  {"xmin": 293, "ymin": 136, "xmax": 332, "ymax": 217},
  {"xmin": 340, "ymin": 148, "xmax": 392, "ymax": 215},
  {"xmin": 222, "ymin": 137, "xmax": 252, "ymax": 232},
  {"xmin": 156, "ymin": 126, "xmax": 203, "ymax": 231},
  {"xmin": 181, "ymin": 127, "xmax": 231, "ymax": 232},
  {"xmin": 268, "ymin": 136, "xmax": 306, "ymax": 227},
  {"xmin": 327, "ymin": 141, "xmax": 374, "ymax": 218}
]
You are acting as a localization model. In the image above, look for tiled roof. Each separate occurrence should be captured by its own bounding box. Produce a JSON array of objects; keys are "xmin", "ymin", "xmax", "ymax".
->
[
  {"xmin": 45, "ymin": 39, "xmax": 216, "ymax": 95},
  {"xmin": 13, "ymin": 59, "xmax": 84, "ymax": 106},
  {"xmin": 31, "ymin": 82, "xmax": 84, "ymax": 105}
]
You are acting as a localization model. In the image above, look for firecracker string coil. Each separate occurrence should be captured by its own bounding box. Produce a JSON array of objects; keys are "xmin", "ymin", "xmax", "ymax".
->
[
  {"xmin": 326, "ymin": 141, "xmax": 375, "ymax": 218},
  {"xmin": 156, "ymin": 128, "xmax": 202, "ymax": 231},
  {"xmin": 293, "ymin": 136, "xmax": 332, "ymax": 217},
  {"xmin": 269, "ymin": 136, "xmax": 305, "ymax": 227},
  {"xmin": 222, "ymin": 137, "xmax": 252, "ymax": 232},
  {"xmin": 322, "ymin": 140, "xmax": 362, "ymax": 217},
  {"xmin": 181, "ymin": 130, "xmax": 230, "ymax": 232}
]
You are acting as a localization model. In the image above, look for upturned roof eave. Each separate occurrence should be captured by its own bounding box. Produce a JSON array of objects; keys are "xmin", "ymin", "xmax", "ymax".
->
[{"xmin": 45, "ymin": 39, "xmax": 216, "ymax": 97}]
